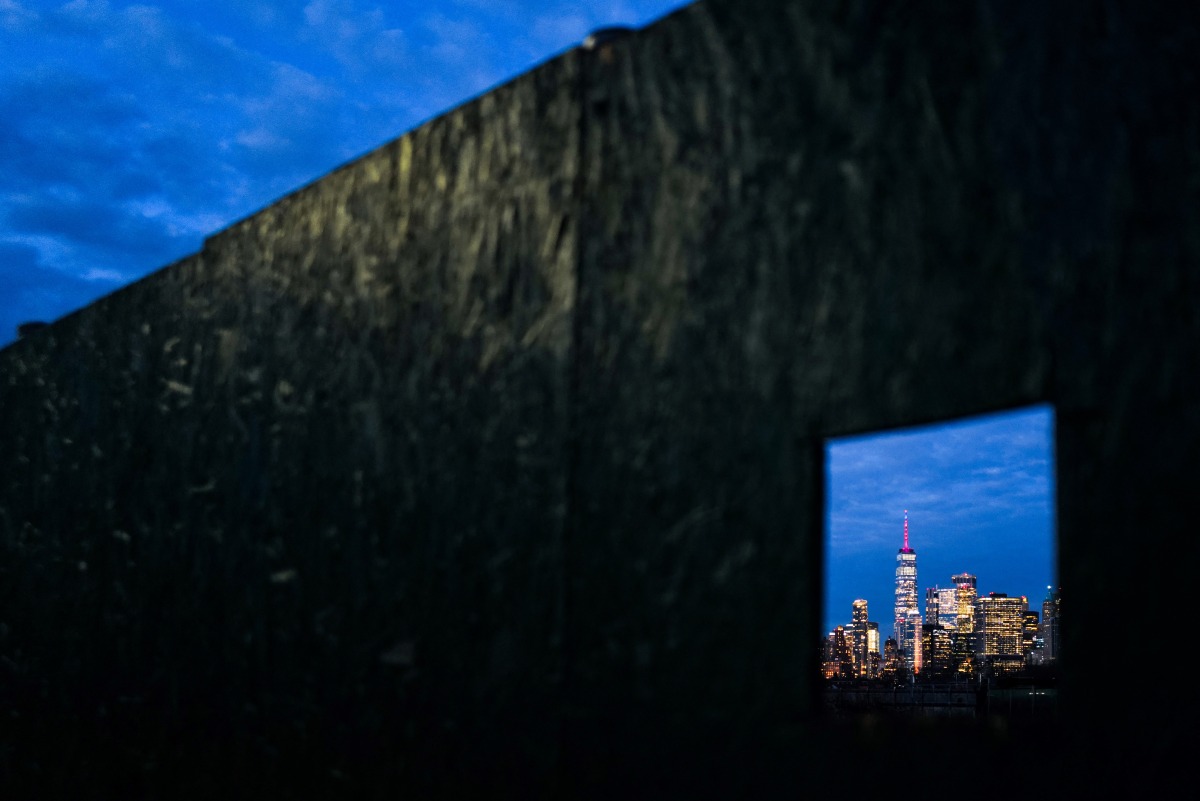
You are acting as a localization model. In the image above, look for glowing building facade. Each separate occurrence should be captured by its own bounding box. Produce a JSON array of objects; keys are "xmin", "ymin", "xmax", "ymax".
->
[
  {"xmin": 1022, "ymin": 608, "xmax": 1040, "ymax": 661},
  {"xmin": 975, "ymin": 592, "xmax": 1027, "ymax": 674},
  {"xmin": 851, "ymin": 599, "xmax": 869, "ymax": 677},
  {"xmin": 921, "ymin": 623, "xmax": 954, "ymax": 677},
  {"xmin": 866, "ymin": 622, "xmax": 881, "ymax": 678},
  {"xmin": 924, "ymin": 587, "xmax": 941, "ymax": 629},
  {"xmin": 905, "ymin": 608, "xmax": 923, "ymax": 673},
  {"xmin": 823, "ymin": 626, "xmax": 854, "ymax": 679},
  {"xmin": 938, "ymin": 587, "xmax": 958, "ymax": 629},
  {"xmin": 1041, "ymin": 586, "xmax": 1061, "ymax": 662},
  {"xmin": 893, "ymin": 511, "xmax": 920, "ymax": 673},
  {"xmin": 952, "ymin": 572, "xmax": 978, "ymax": 674}
]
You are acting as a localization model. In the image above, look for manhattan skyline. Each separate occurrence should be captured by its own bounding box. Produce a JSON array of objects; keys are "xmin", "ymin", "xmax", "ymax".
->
[{"xmin": 823, "ymin": 403, "xmax": 1057, "ymax": 637}]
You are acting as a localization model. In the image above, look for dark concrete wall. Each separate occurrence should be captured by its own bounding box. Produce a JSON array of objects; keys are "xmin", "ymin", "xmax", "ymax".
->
[{"xmin": 2, "ymin": 1, "xmax": 1198, "ymax": 798}]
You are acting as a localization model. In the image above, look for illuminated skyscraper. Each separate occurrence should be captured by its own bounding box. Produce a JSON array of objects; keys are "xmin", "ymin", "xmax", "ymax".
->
[
  {"xmin": 866, "ymin": 622, "xmax": 881, "ymax": 678},
  {"xmin": 952, "ymin": 573, "xmax": 977, "ymax": 636},
  {"xmin": 1040, "ymin": 586, "xmax": 1061, "ymax": 662},
  {"xmin": 937, "ymin": 587, "xmax": 958, "ymax": 630},
  {"xmin": 905, "ymin": 608, "xmax": 923, "ymax": 673},
  {"xmin": 924, "ymin": 587, "xmax": 941, "ymax": 628},
  {"xmin": 921, "ymin": 623, "xmax": 953, "ymax": 677},
  {"xmin": 882, "ymin": 637, "xmax": 901, "ymax": 682},
  {"xmin": 924, "ymin": 586, "xmax": 959, "ymax": 633},
  {"xmin": 975, "ymin": 592, "xmax": 1026, "ymax": 675},
  {"xmin": 1021, "ymin": 606, "xmax": 1040, "ymax": 661},
  {"xmin": 852, "ymin": 599, "xmax": 869, "ymax": 677},
  {"xmin": 951, "ymin": 572, "xmax": 978, "ymax": 675},
  {"xmin": 894, "ymin": 511, "xmax": 920, "ymax": 672},
  {"xmin": 823, "ymin": 626, "xmax": 854, "ymax": 679}
]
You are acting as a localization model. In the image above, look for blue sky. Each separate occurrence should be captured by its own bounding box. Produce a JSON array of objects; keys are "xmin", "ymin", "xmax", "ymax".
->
[
  {"xmin": 3, "ymin": 4, "xmax": 1057, "ymax": 635},
  {"xmin": 0, "ymin": 0, "xmax": 691, "ymax": 349},
  {"xmin": 824, "ymin": 404, "xmax": 1058, "ymax": 637}
]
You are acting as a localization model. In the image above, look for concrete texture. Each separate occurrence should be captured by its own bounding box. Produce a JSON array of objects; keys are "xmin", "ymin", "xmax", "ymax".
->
[{"xmin": 2, "ymin": 1, "xmax": 1198, "ymax": 797}]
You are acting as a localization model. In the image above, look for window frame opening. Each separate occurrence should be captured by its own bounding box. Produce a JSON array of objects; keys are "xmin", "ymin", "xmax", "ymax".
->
[{"xmin": 819, "ymin": 403, "xmax": 1060, "ymax": 722}]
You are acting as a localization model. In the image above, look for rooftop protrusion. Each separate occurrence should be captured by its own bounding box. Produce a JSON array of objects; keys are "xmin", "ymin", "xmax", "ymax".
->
[{"xmin": 582, "ymin": 26, "xmax": 635, "ymax": 50}]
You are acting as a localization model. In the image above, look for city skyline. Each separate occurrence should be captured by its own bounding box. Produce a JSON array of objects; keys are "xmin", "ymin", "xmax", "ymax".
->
[
  {"xmin": 0, "ymin": 0, "xmax": 691, "ymax": 349},
  {"xmin": 823, "ymin": 403, "xmax": 1057, "ymax": 637}
]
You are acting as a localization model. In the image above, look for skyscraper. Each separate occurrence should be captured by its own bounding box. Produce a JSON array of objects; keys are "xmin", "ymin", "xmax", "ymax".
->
[
  {"xmin": 866, "ymin": 622, "xmax": 881, "ymax": 678},
  {"xmin": 937, "ymin": 587, "xmax": 958, "ymax": 630},
  {"xmin": 1040, "ymin": 586, "xmax": 1061, "ymax": 662},
  {"xmin": 975, "ymin": 592, "xmax": 1027, "ymax": 675},
  {"xmin": 921, "ymin": 623, "xmax": 953, "ymax": 677},
  {"xmin": 924, "ymin": 587, "xmax": 941, "ymax": 628},
  {"xmin": 1022, "ymin": 606, "xmax": 1040, "ymax": 662},
  {"xmin": 852, "ymin": 599, "xmax": 869, "ymax": 678},
  {"xmin": 894, "ymin": 511, "xmax": 920, "ymax": 673},
  {"xmin": 952, "ymin": 572, "xmax": 978, "ymax": 635},
  {"xmin": 823, "ymin": 626, "xmax": 854, "ymax": 679},
  {"xmin": 951, "ymin": 572, "xmax": 978, "ymax": 675},
  {"xmin": 905, "ymin": 607, "xmax": 923, "ymax": 673}
]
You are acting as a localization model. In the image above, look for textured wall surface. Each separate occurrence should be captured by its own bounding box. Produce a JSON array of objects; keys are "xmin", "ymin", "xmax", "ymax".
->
[{"xmin": 2, "ymin": 1, "xmax": 1198, "ymax": 798}]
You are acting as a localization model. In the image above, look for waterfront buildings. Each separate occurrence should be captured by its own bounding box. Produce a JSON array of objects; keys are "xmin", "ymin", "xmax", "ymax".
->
[{"xmin": 824, "ymin": 573, "xmax": 1058, "ymax": 682}]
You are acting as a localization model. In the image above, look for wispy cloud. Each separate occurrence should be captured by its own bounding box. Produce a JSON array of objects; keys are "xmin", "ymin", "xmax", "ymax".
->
[
  {"xmin": 301, "ymin": 0, "xmax": 410, "ymax": 75},
  {"xmin": 0, "ymin": 241, "xmax": 117, "ymax": 339},
  {"xmin": 0, "ymin": 0, "xmax": 35, "ymax": 30},
  {"xmin": 0, "ymin": 1, "xmax": 694, "ymax": 348},
  {"xmin": 824, "ymin": 405, "xmax": 1056, "ymax": 633}
]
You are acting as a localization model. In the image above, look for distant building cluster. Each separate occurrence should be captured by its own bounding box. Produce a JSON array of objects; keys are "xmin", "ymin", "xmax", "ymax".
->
[{"xmin": 822, "ymin": 511, "xmax": 1062, "ymax": 682}]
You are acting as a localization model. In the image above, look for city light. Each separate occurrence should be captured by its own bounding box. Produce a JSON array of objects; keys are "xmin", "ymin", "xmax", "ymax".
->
[{"xmin": 822, "ymin": 405, "xmax": 1059, "ymax": 716}]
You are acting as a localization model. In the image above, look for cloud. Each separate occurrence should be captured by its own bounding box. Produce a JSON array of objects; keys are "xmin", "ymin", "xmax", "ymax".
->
[
  {"xmin": 528, "ymin": 12, "xmax": 594, "ymax": 53},
  {"xmin": 0, "ymin": 1, "xmax": 697, "ymax": 337},
  {"xmin": 43, "ymin": 2, "xmax": 256, "ymax": 92},
  {"xmin": 5, "ymin": 192, "xmax": 190, "ymax": 260},
  {"xmin": 0, "ymin": 241, "xmax": 118, "ymax": 349},
  {"xmin": 824, "ymin": 405, "xmax": 1056, "ymax": 631},
  {"xmin": 0, "ymin": 0, "xmax": 36, "ymax": 32},
  {"xmin": 419, "ymin": 12, "xmax": 497, "ymax": 81},
  {"xmin": 0, "ymin": 69, "xmax": 146, "ymax": 188},
  {"xmin": 0, "ymin": 2, "xmax": 323, "ymax": 294},
  {"xmin": 297, "ymin": 0, "xmax": 413, "ymax": 85}
]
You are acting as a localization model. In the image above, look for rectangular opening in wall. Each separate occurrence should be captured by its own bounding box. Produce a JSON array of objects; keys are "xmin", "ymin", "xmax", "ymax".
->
[{"xmin": 821, "ymin": 403, "xmax": 1059, "ymax": 721}]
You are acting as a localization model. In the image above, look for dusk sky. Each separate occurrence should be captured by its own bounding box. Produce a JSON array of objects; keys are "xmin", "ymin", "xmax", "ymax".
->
[
  {"xmin": 0, "ymin": 0, "xmax": 690, "ymax": 349},
  {"xmin": 3, "ymin": 3, "xmax": 1058, "ymax": 634},
  {"xmin": 824, "ymin": 404, "xmax": 1058, "ymax": 637}
]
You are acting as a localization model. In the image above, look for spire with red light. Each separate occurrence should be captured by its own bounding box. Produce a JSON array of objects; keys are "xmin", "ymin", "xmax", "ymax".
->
[{"xmin": 900, "ymin": 509, "xmax": 913, "ymax": 553}]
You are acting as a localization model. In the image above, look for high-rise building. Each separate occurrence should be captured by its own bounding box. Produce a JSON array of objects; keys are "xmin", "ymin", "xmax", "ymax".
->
[
  {"xmin": 851, "ymin": 599, "xmax": 869, "ymax": 677},
  {"xmin": 882, "ymin": 637, "xmax": 901, "ymax": 682},
  {"xmin": 1040, "ymin": 586, "xmax": 1061, "ymax": 662},
  {"xmin": 1021, "ymin": 606, "xmax": 1040, "ymax": 662},
  {"xmin": 894, "ymin": 511, "xmax": 920, "ymax": 672},
  {"xmin": 924, "ymin": 587, "xmax": 941, "ymax": 629},
  {"xmin": 823, "ymin": 626, "xmax": 854, "ymax": 679},
  {"xmin": 866, "ymin": 622, "xmax": 881, "ymax": 678},
  {"xmin": 952, "ymin": 572, "xmax": 977, "ymax": 637},
  {"xmin": 951, "ymin": 572, "xmax": 978, "ymax": 675},
  {"xmin": 975, "ymin": 592, "xmax": 1027, "ymax": 675},
  {"xmin": 920, "ymin": 623, "xmax": 954, "ymax": 678},
  {"xmin": 904, "ymin": 608, "xmax": 923, "ymax": 673},
  {"xmin": 937, "ymin": 587, "xmax": 958, "ymax": 630}
]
